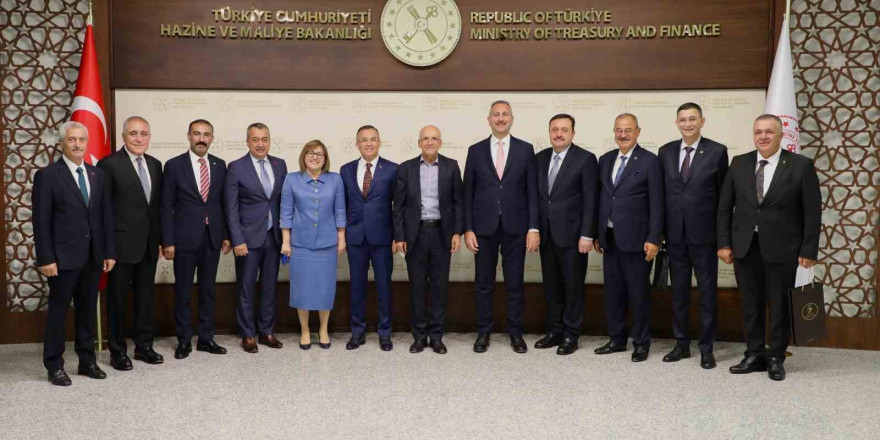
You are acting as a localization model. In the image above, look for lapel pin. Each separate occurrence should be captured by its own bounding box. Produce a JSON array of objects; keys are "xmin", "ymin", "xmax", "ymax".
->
[
  {"xmin": 699, "ymin": 150, "xmax": 704, "ymax": 154},
  {"xmin": 634, "ymin": 170, "xmax": 642, "ymax": 177}
]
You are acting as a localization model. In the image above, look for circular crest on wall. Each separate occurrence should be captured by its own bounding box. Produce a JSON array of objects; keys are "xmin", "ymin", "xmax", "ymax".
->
[{"xmin": 380, "ymin": 0, "xmax": 461, "ymax": 67}]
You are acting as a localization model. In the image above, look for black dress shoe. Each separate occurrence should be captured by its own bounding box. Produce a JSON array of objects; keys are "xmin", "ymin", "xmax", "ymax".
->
[
  {"xmin": 700, "ymin": 352, "xmax": 717, "ymax": 369},
  {"xmin": 662, "ymin": 345, "xmax": 691, "ymax": 363},
  {"xmin": 77, "ymin": 363, "xmax": 107, "ymax": 379},
  {"xmin": 379, "ymin": 336, "xmax": 393, "ymax": 351},
  {"xmin": 473, "ymin": 333, "xmax": 490, "ymax": 353},
  {"xmin": 729, "ymin": 355, "xmax": 768, "ymax": 374},
  {"xmin": 409, "ymin": 339, "xmax": 427, "ymax": 353},
  {"xmin": 556, "ymin": 337, "xmax": 578, "ymax": 355},
  {"xmin": 594, "ymin": 340, "xmax": 627, "ymax": 354},
  {"xmin": 48, "ymin": 369, "xmax": 71, "ymax": 386},
  {"xmin": 534, "ymin": 334, "xmax": 563, "ymax": 349},
  {"xmin": 318, "ymin": 342, "xmax": 331, "ymax": 349},
  {"xmin": 174, "ymin": 343, "xmax": 192, "ymax": 359},
  {"xmin": 258, "ymin": 334, "xmax": 284, "ymax": 349},
  {"xmin": 768, "ymin": 359, "xmax": 786, "ymax": 381},
  {"xmin": 299, "ymin": 343, "xmax": 312, "ymax": 350},
  {"xmin": 631, "ymin": 345, "xmax": 650, "ymax": 362},
  {"xmin": 429, "ymin": 339, "xmax": 447, "ymax": 354},
  {"xmin": 110, "ymin": 354, "xmax": 133, "ymax": 371},
  {"xmin": 134, "ymin": 347, "xmax": 164, "ymax": 364},
  {"xmin": 346, "ymin": 333, "xmax": 366, "ymax": 350},
  {"xmin": 510, "ymin": 334, "xmax": 528, "ymax": 354},
  {"xmin": 196, "ymin": 340, "xmax": 227, "ymax": 355}
]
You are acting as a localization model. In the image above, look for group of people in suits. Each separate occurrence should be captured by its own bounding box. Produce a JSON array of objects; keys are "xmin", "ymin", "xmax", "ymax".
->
[{"xmin": 33, "ymin": 100, "xmax": 819, "ymax": 386}]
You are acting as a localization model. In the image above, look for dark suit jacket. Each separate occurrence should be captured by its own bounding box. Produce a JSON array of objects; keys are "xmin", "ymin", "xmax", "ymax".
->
[
  {"xmin": 97, "ymin": 147, "xmax": 162, "ymax": 264},
  {"xmin": 224, "ymin": 154, "xmax": 287, "ymax": 249},
  {"xmin": 463, "ymin": 135, "xmax": 538, "ymax": 236},
  {"xmin": 534, "ymin": 144, "xmax": 598, "ymax": 247},
  {"xmin": 33, "ymin": 159, "xmax": 115, "ymax": 269},
  {"xmin": 341, "ymin": 157, "xmax": 398, "ymax": 246},
  {"xmin": 597, "ymin": 145, "xmax": 664, "ymax": 252},
  {"xmin": 160, "ymin": 152, "xmax": 228, "ymax": 251},
  {"xmin": 717, "ymin": 149, "xmax": 821, "ymax": 262},
  {"xmin": 658, "ymin": 137, "xmax": 729, "ymax": 245},
  {"xmin": 392, "ymin": 154, "xmax": 464, "ymax": 251}
]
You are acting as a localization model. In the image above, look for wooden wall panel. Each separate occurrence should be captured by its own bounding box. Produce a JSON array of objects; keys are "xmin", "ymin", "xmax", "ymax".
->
[{"xmin": 111, "ymin": 0, "xmax": 771, "ymax": 90}]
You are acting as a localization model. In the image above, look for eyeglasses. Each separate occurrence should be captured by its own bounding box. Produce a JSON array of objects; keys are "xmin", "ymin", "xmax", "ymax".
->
[{"xmin": 306, "ymin": 151, "xmax": 325, "ymax": 158}]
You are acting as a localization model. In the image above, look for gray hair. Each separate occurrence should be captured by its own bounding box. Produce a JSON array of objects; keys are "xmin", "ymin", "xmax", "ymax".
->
[
  {"xmin": 615, "ymin": 113, "xmax": 640, "ymax": 128},
  {"xmin": 489, "ymin": 100, "xmax": 512, "ymax": 115},
  {"xmin": 122, "ymin": 116, "xmax": 150, "ymax": 134},
  {"xmin": 755, "ymin": 114, "xmax": 783, "ymax": 131},
  {"xmin": 59, "ymin": 121, "xmax": 88, "ymax": 139}
]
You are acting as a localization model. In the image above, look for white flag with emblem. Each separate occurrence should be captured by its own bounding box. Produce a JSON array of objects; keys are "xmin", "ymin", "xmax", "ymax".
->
[{"xmin": 763, "ymin": 16, "xmax": 800, "ymax": 153}]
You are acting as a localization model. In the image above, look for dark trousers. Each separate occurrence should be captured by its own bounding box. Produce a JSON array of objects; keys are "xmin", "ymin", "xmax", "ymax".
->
[
  {"xmin": 539, "ymin": 228, "xmax": 588, "ymax": 338},
  {"xmin": 602, "ymin": 228, "xmax": 652, "ymax": 347},
  {"xmin": 406, "ymin": 224, "xmax": 450, "ymax": 341},
  {"xmin": 667, "ymin": 241, "xmax": 718, "ymax": 353},
  {"xmin": 235, "ymin": 230, "xmax": 281, "ymax": 338},
  {"xmin": 733, "ymin": 232, "xmax": 797, "ymax": 359},
  {"xmin": 474, "ymin": 219, "xmax": 526, "ymax": 336},
  {"xmin": 173, "ymin": 227, "xmax": 221, "ymax": 344},
  {"xmin": 43, "ymin": 257, "xmax": 101, "ymax": 372},
  {"xmin": 107, "ymin": 246, "xmax": 158, "ymax": 355},
  {"xmin": 347, "ymin": 242, "xmax": 393, "ymax": 337}
]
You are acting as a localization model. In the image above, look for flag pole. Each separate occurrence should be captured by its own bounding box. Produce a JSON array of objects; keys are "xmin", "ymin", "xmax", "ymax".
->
[{"xmin": 88, "ymin": 0, "xmax": 104, "ymax": 353}]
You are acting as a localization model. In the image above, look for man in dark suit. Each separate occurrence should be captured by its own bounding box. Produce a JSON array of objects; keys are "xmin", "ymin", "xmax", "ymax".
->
[
  {"xmin": 657, "ymin": 103, "xmax": 729, "ymax": 369},
  {"xmin": 533, "ymin": 114, "xmax": 598, "ymax": 355},
  {"xmin": 33, "ymin": 121, "xmax": 116, "ymax": 386},
  {"xmin": 594, "ymin": 113, "xmax": 664, "ymax": 362},
  {"xmin": 717, "ymin": 114, "xmax": 821, "ymax": 381},
  {"xmin": 341, "ymin": 125, "xmax": 398, "ymax": 351},
  {"xmin": 392, "ymin": 125, "xmax": 464, "ymax": 355},
  {"xmin": 225, "ymin": 123, "xmax": 287, "ymax": 353},
  {"xmin": 161, "ymin": 119, "xmax": 231, "ymax": 359},
  {"xmin": 97, "ymin": 116, "xmax": 164, "ymax": 371},
  {"xmin": 463, "ymin": 100, "xmax": 539, "ymax": 354}
]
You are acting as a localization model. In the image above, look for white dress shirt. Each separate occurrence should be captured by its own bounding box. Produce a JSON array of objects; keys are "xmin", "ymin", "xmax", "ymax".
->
[
  {"xmin": 62, "ymin": 155, "xmax": 90, "ymax": 197},
  {"xmin": 189, "ymin": 150, "xmax": 211, "ymax": 195},
  {"xmin": 356, "ymin": 156, "xmax": 379, "ymax": 191},
  {"xmin": 251, "ymin": 153, "xmax": 275, "ymax": 190},
  {"xmin": 679, "ymin": 136, "xmax": 702, "ymax": 171},
  {"xmin": 607, "ymin": 149, "xmax": 632, "ymax": 228},
  {"xmin": 489, "ymin": 134, "xmax": 511, "ymax": 171}
]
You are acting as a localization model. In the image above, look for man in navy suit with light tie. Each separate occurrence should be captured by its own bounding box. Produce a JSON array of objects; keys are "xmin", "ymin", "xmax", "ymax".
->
[
  {"xmin": 225, "ymin": 123, "xmax": 287, "ymax": 353},
  {"xmin": 34, "ymin": 121, "xmax": 116, "ymax": 386},
  {"xmin": 594, "ymin": 113, "xmax": 664, "ymax": 362},
  {"xmin": 658, "ymin": 103, "xmax": 728, "ymax": 369},
  {"xmin": 161, "ymin": 119, "xmax": 231, "ymax": 360},
  {"xmin": 341, "ymin": 125, "xmax": 398, "ymax": 351},
  {"xmin": 463, "ymin": 100, "xmax": 540, "ymax": 354}
]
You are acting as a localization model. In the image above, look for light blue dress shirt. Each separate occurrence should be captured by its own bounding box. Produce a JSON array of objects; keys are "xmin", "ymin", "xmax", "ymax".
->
[{"xmin": 280, "ymin": 171, "xmax": 346, "ymax": 249}]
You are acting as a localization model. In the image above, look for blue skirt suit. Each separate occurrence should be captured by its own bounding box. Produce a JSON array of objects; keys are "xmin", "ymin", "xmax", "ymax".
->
[{"xmin": 280, "ymin": 171, "xmax": 346, "ymax": 310}]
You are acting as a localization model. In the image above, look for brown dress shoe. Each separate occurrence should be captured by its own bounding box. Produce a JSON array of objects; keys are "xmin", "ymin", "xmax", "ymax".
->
[
  {"xmin": 241, "ymin": 337, "xmax": 258, "ymax": 353},
  {"xmin": 258, "ymin": 334, "xmax": 283, "ymax": 349}
]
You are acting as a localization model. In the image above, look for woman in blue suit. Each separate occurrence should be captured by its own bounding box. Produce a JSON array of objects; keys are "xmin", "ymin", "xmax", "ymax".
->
[{"xmin": 280, "ymin": 140, "xmax": 346, "ymax": 350}]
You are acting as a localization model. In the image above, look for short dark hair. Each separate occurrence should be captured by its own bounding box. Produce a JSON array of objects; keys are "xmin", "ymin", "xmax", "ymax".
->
[
  {"xmin": 676, "ymin": 102, "xmax": 703, "ymax": 117},
  {"xmin": 549, "ymin": 113, "xmax": 575, "ymax": 130},
  {"xmin": 755, "ymin": 114, "xmax": 783, "ymax": 131},
  {"xmin": 246, "ymin": 122, "xmax": 270, "ymax": 138},
  {"xmin": 188, "ymin": 119, "xmax": 214, "ymax": 133},
  {"xmin": 356, "ymin": 125, "xmax": 379, "ymax": 138}
]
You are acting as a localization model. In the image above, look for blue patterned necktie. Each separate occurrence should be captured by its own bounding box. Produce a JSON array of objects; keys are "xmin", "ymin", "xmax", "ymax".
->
[
  {"xmin": 259, "ymin": 159, "xmax": 273, "ymax": 230},
  {"xmin": 76, "ymin": 167, "xmax": 89, "ymax": 205},
  {"xmin": 613, "ymin": 156, "xmax": 628, "ymax": 186}
]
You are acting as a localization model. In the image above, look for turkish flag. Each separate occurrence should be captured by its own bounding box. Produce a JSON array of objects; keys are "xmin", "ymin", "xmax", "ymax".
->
[
  {"xmin": 70, "ymin": 25, "xmax": 110, "ymax": 165},
  {"xmin": 71, "ymin": 24, "xmax": 110, "ymax": 290}
]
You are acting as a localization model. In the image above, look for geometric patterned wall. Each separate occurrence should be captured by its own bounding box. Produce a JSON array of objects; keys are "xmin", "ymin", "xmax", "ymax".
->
[
  {"xmin": 1, "ymin": 0, "xmax": 87, "ymax": 311},
  {"xmin": 1, "ymin": 0, "xmax": 878, "ymax": 319},
  {"xmin": 791, "ymin": 0, "xmax": 878, "ymax": 318}
]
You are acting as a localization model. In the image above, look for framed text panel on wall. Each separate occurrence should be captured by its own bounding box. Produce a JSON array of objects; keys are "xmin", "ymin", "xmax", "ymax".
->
[{"xmin": 111, "ymin": 0, "xmax": 772, "ymax": 90}]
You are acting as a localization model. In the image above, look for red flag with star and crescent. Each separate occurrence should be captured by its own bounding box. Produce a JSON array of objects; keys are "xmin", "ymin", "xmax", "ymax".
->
[{"xmin": 70, "ymin": 24, "xmax": 110, "ymax": 165}]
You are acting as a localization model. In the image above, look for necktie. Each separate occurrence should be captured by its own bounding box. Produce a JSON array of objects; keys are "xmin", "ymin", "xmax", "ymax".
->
[
  {"xmin": 548, "ymin": 154, "xmax": 561, "ymax": 192},
  {"xmin": 136, "ymin": 156, "xmax": 151, "ymax": 202},
  {"xmin": 613, "ymin": 156, "xmax": 628, "ymax": 186},
  {"xmin": 362, "ymin": 162, "xmax": 372, "ymax": 197},
  {"xmin": 259, "ymin": 159, "xmax": 273, "ymax": 230},
  {"xmin": 680, "ymin": 147, "xmax": 694, "ymax": 179},
  {"xmin": 756, "ymin": 159, "xmax": 768, "ymax": 205},
  {"xmin": 495, "ymin": 140, "xmax": 505, "ymax": 179},
  {"xmin": 76, "ymin": 167, "xmax": 89, "ymax": 205},
  {"xmin": 198, "ymin": 157, "xmax": 209, "ymax": 202}
]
